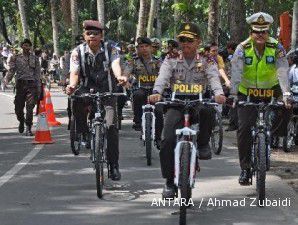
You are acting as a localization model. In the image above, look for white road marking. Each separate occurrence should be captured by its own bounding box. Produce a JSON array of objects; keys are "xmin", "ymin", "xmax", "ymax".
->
[
  {"xmin": 0, "ymin": 92, "xmax": 14, "ymax": 98},
  {"xmin": 223, "ymin": 145, "xmax": 238, "ymax": 150},
  {"xmin": 0, "ymin": 145, "xmax": 44, "ymax": 188}
]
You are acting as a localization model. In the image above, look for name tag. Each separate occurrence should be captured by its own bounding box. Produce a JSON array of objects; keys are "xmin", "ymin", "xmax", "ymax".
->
[
  {"xmin": 138, "ymin": 75, "xmax": 157, "ymax": 87},
  {"xmin": 247, "ymin": 88, "xmax": 274, "ymax": 98},
  {"xmin": 172, "ymin": 83, "xmax": 203, "ymax": 94}
]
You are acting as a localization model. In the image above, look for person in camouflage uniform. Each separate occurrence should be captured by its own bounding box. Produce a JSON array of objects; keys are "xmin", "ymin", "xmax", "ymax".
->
[{"xmin": 4, "ymin": 39, "xmax": 41, "ymax": 136}]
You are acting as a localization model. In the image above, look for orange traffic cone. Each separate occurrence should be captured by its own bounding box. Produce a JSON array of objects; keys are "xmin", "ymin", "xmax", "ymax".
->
[
  {"xmin": 33, "ymin": 111, "xmax": 54, "ymax": 144},
  {"xmin": 45, "ymin": 89, "xmax": 61, "ymax": 126}
]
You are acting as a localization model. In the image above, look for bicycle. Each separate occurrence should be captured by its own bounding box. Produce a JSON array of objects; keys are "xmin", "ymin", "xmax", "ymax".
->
[
  {"xmin": 238, "ymin": 95, "xmax": 284, "ymax": 206},
  {"xmin": 282, "ymin": 83, "xmax": 298, "ymax": 152},
  {"xmin": 77, "ymin": 91, "xmax": 125, "ymax": 198},
  {"xmin": 157, "ymin": 93, "xmax": 218, "ymax": 225}
]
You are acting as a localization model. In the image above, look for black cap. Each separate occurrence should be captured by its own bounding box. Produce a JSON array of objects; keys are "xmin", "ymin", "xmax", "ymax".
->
[
  {"xmin": 167, "ymin": 39, "xmax": 179, "ymax": 48},
  {"xmin": 136, "ymin": 37, "xmax": 152, "ymax": 47},
  {"xmin": 177, "ymin": 23, "xmax": 201, "ymax": 39},
  {"xmin": 21, "ymin": 38, "xmax": 32, "ymax": 47}
]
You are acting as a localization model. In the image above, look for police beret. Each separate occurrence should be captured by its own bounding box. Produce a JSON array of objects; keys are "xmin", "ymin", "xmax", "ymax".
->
[
  {"xmin": 83, "ymin": 20, "xmax": 103, "ymax": 30},
  {"xmin": 246, "ymin": 12, "xmax": 273, "ymax": 31},
  {"xmin": 177, "ymin": 23, "xmax": 201, "ymax": 39},
  {"xmin": 136, "ymin": 37, "xmax": 152, "ymax": 47}
]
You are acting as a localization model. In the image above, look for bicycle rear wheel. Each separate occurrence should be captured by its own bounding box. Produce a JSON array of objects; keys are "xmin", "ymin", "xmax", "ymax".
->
[
  {"xmin": 179, "ymin": 142, "xmax": 191, "ymax": 225},
  {"xmin": 256, "ymin": 133, "xmax": 266, "ymax": 206},
  {"xmin": 211, "ymin": 109, "xmax": 223, "ymax": 155},
  {"xmin": 70, "ymin": 115, "xmax": 81, "ymax": 155},
  {"xmin": 95, "ymin": 124, "xmax": 105, "ymax": 199},
  {"xmin": 145, "ymin": 113, "xmax": 152, "ymax": 166}
]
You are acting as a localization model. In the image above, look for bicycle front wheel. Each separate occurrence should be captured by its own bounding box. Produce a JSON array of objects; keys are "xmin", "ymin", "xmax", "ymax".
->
[
  {"xmin": 70, "ymin": 115, "xmax": 81, "ymax": 155},
  {"xmin": 256, "ymin": 133, "xmax": 266, "ymax": 206},
  {"xmin": 179, "ymin": 142, "xmax": 191, "ymax": 225},
  {"xmin": 95, "ymin": 124, "xmax": 105, "ymax": 199},
  {"xmin": 145, "ymin": 113, "xmax": 152, "ymax": 166},
  {"xmin": 211, "ymin": 109, "xmax": 223, "ymax": 155}
]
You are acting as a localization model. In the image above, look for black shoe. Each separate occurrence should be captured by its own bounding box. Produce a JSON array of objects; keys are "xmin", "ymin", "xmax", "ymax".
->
[
  {"xmin": 198, "ymin": 144, "xmax": 212, "ymax": 160},
  {"xmin": 25, "ymin": 126, "xmax": 33, "ymax": 136},
  {"xmin": 18, "ymin": 121, "xmax": 24, "ymax": 133},
  {"xmin": 109, "ymin": 164, "xmax": 121, "ymax": 181},
  {"xmin": 239, "ymin": 169, "xmax": 252, "ymax": 186},
  {"xmin": 162, "ymin": 179, "xmax": 177, "ymax": 199},
  {"xmin": 225, "ymin": 125, "xmax": 237, "ymax": 132},
  {"xmin": 132, "ymin": 123, "xmax": 142, "ymax": 131}
]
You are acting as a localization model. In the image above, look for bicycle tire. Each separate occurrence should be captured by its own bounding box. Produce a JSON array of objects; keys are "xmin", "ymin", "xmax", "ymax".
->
[
  {"xmin": 211, "ymin": 109, "xmax": 223, "ymax": 155},
  {"xmin": 282, "ymin": 119, "xmax": 295, "ymax": 152},
  {"xmin": 179, "ymin": 142, "xmax": 191, "ymax": 225},
  {"xmin": 295, "ymin": 120, "xmax": 298, "ymax": 145},
  {"xmin": 95, "ymin": 124, "xmax": 104, "ymax": 199},
  {"xmin": 145, "ymin": 113, "xmax": 152, "ymax": 166},
  {"xmin": 256, "ymin": 133, "xmax": 266, "ymax": 206},
  {"xmin": 70, "ymin": 115, "xmax": 81, "ymax": 155}
]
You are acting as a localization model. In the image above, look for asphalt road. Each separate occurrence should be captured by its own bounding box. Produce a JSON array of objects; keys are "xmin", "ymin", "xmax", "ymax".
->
[{"xmin": 0, "ymin": 88, "xmax": 297, "ymax": 225}]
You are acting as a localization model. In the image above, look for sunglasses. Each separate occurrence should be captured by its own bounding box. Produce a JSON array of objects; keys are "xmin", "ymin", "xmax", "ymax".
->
[
  {"xmin": 178, "ymin": 37, "xmax": 194, "ymax": 43},
  {"xmin": 252, "ymin": 30, "xmax": 268, "ymax": 35},
  {"xmin": 85, "ymin": 30, "xmax": 101, "ymax": 36}
]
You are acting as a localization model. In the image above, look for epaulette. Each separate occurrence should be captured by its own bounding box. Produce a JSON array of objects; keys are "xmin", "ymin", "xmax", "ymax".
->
[
  {"xmin": 240, "ymin": 38, "xmax": 251, "ymax": 49},
  {"xmin": 243, "ymin": 43, "xmax": 252, "ymax": 49},
  {"xmin": 265, "ymin": 42, "xmax": 277, "ymax": 48}
]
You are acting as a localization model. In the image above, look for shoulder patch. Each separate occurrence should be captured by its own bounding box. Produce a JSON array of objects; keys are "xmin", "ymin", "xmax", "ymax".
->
[{"xmin": 277, "ymin": 43, "xmax": 286, "ymax": 58}]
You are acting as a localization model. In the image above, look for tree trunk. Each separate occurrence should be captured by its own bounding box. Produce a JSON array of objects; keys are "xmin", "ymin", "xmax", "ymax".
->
[
  {"xmin": 155, "ymin": 0, "xmax": 162, "ymax": 38},
  {"xmin": 71, "ymin": 0, "xmax": 79, "ymax": 47},
  {"xmin": 254, "ymin": 0, "xmax": 267, "ymax": 12},
  {"xmin": 136, "ymin": 0, "xmax": 150, "ymax": 38},
  {"xmin": 97, "ymin": 0, "xmax": 105, "ymax": 27},
  {"xmin": 207, "ymin": 0, "xmax": 219, "ymax": 44},
  {"xmin": 228, "ymin": 0, "xmax": 246, "ymax": 44},
  {"xmin": 292, "ymin": 1, "xmax": 298, "ymax": 50},
  {"xmin": 173, "ymin": 0, "xmax": 179, "ymax": 37},
  {"xmin": 0, "ymin": 4, "xmax": 12, "ymax": 44},
  {"xmin": 50, "ymin": 0, "xmax": 59, "ymax": 57},
  {"xmin": 18, "ymin": 0, "xmax": 29, "ymax": 38},
  {"xmin": 147, "ymin": 0, "xmax": 157, "ymax": 38},
  {"xmin": 61, "ymin": 0, "xmax": 71, "ymax": 27}
]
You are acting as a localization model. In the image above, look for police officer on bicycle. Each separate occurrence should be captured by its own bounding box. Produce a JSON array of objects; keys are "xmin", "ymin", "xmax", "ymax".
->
[
  {"xmin": 230, "ymin": 12, "xmax": 291, "ymax": 185},
  {"xmin": 66, "ymin": 20, "xmax": 127, "ymax": 181},
  {"xmin": 149, "ymin": 23, "xmax": 226, "ymax": 198}
]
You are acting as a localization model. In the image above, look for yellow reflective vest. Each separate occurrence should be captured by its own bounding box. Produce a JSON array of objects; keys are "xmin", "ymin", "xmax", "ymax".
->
[{"xmin": 239, "ymin": 37, "xmax": 279, "ymax": 95}]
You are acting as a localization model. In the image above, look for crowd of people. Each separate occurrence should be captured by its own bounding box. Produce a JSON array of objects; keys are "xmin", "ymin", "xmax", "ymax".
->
[{"xmin": 0, "ymin": 11, "xmax": 297, "ymax": 198}]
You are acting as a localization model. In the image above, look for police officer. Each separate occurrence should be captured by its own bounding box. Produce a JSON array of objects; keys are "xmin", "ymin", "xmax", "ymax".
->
[
  {"xmin": 66, "ymin": 20, "xmax": 127, "ymax": 181},
  {"xmin": 149, "ymin": 23, "xmax": 226, "ymax": 198},
  {"xmin": 230, "ymin": 12, "xmax": 291, "ymax": 185},
  {"xmin": 151, "ymin": 38, "xmax": 162, "ymax": 59},
  {"xmin": 4, "ymin": 39, "xmax": 41, "ymax": 136},
  {"xmin": 124, "ymin": 37, "xmax": 162, "ymax": 132}
]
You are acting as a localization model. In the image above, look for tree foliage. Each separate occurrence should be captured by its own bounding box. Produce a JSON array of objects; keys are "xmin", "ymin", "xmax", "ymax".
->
[{"xmin": 0, "ymin": 0, "xmax": 295, "ymax": 50}]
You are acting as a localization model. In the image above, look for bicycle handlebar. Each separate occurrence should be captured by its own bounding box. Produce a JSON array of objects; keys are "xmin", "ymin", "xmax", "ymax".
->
[
  {"xmin": 71, "ymin": 92, "xmax": 126, "ymax": 100},
  {"xmin": 156, "ymin": 97, "xmax": 218, "ymax": 107}
]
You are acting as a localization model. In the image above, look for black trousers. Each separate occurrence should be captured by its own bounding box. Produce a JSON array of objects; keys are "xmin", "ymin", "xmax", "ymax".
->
[
  {"xmin": 160, "ymin": 106, "xmax": 215, "ymax": 179},
  {"xmin": 237, "ymin": 102, "xmax": 291, "ymax": 170},
  {"xmin": 132, "ymin": 88, "xmax": 163, "ymax": 140},
  {"xmin": 72, "ymin": 96, "xmax": 119, "ymax": 165},
  {"xmin": 14, "ymin": 80, "xmax": 38, "ymax": 126}
]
